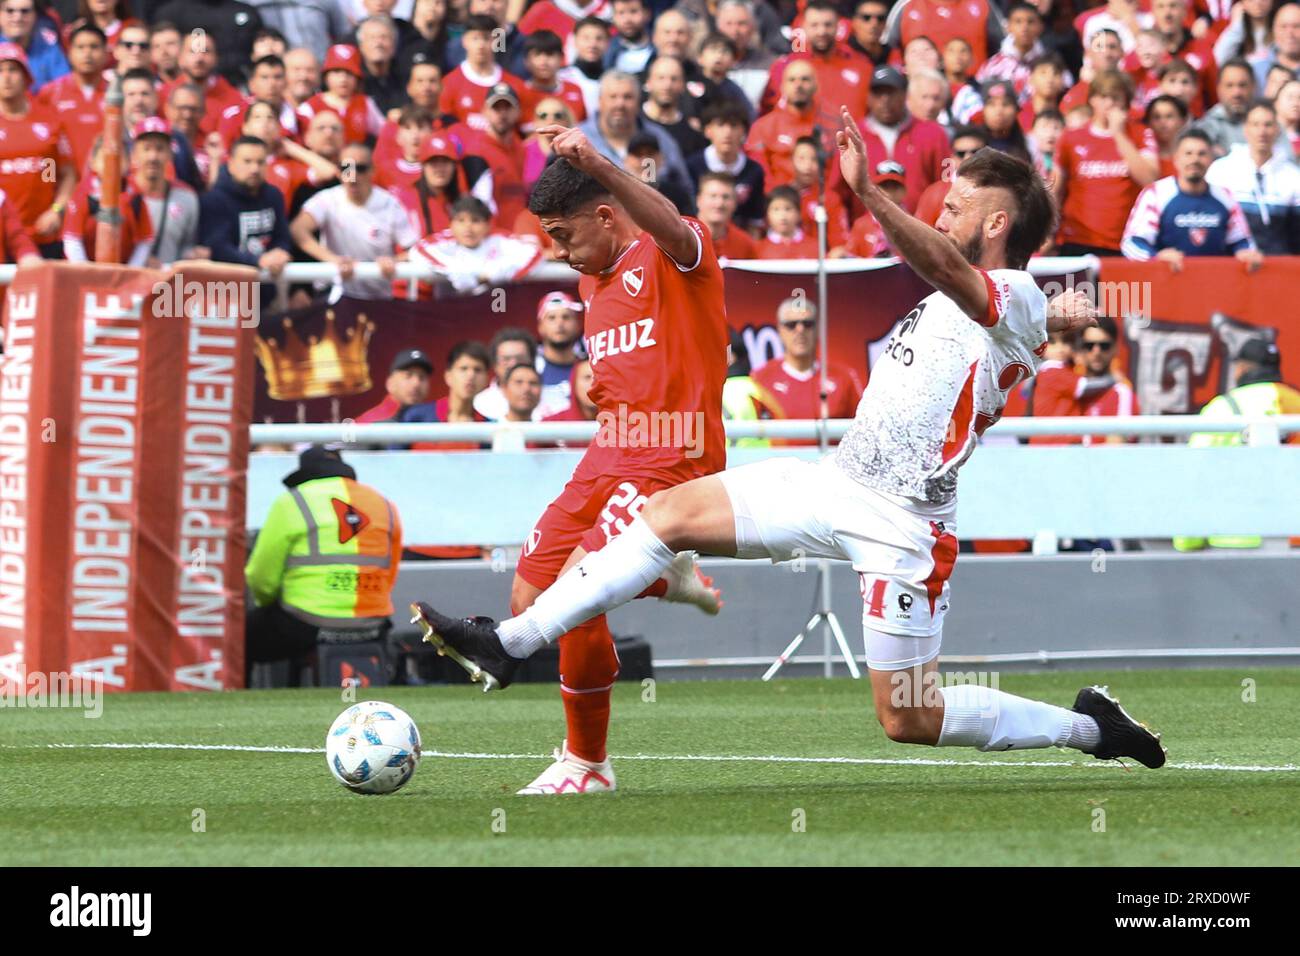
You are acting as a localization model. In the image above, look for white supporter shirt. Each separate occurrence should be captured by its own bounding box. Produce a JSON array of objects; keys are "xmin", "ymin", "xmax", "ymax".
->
[
  {"xmin": 302, "ymin": 185, "xmax": 419, "ymax": 300},
  {"xmin": 834, "ymin": 268, "xmax": 1048, "ymax": 504},
  {"xmin": 412, "ymin": 231, "xmax": 544, "ymax": 294}
]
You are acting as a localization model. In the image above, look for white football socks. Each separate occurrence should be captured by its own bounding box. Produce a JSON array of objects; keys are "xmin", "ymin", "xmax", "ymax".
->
[
  {"xmin": 496, "ymin": 518, "xmax": 677, "ymax": 659},
  {"xmin": 937, "ymin": 683, "xmax": 1101, "ymax": 753}
]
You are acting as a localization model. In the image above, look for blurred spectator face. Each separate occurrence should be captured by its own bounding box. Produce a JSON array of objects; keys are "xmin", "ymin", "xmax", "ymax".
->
[
  {"xmin": 571, "ymin": 360, "xmax": 595, "ymax": 415},
  {"xmin": 598, "ymin": 76, "xmax": 640, "ymax": 134},
  {"xmin": 573, "ymin": 22, "xmax": 610, "ymax": 63},
  {"xmin": 539, "ymin": 306, "xmax": 581, "ymax": 351},
  {"xmin": 69, "ymin": 30, "xmax": 107, "ymax": 76},
  {"xmin": 1134, "ymin": 31, "xmax": 1164, "ymax": 70},
  {"xmin": 803, "ymin": 7, "xmax": 839, "ymax": 55},
  {"xmin": 699, "ymin": 39, "xmax": 735, "ymax": 78},
  {"xmin": 1007, "ymin": 5, "xmax": 1043, "ymax": 50},
  {"xmin": 1076, "ymin": 326, "xmax": 1116, "ymax": 376},
  {"xmin": 1217, "ymin": 64, "xmax": 1255, "ymax": 117},
  {"xmin": 445, "ymin": 353, "xmax": 487, "ymax": 402},
  {"xmin": 228, "ymin": 142, "xmax": 269, "ymax": 191},
  {"xmin": 852, "ymin": 1, "xmax": 889, "ymax": 47},
  {"xmin": 716, "ymin": 3, "xmax": 755, "ymax": 52},
  {"xmin": 645, "ymin": 57, "xmax": 685, "ymax": 109},
  {"xmin": 249, "ymin": 60, "xmax": 287, "ymax": 105},
  {"xmin": 1043, "ymin": 330, "xmax": 1072, "ymax": 362},
  {"xmin": 766, "ymin": 196, "xmax": 800, "ymax": 236},
  {"xmin": 1087, "ymin": 87, "xmax": 1125, "ymax": 126},
  {"xmin": 114, "ymin": 26, "xmax": 149, "ymax": 72},
  {"xmin": 943, "ymin": 37, "xmax": 973, "ymax": 78},
  {"xmin": 243, "ymin": 101, "xmax": 281, "ymax": 147},
  {"xmin": 1088, "ymin": 31, "xmax": 1122, "ymax": 72},
  {"xmin": 951, "ymin": 133, "xmax": 986, "ymax": 161},
  {"xmin": 791, "ymin": 140, "xmax": 819, "ymax": 187},
  {"xmin": 0, "ymin": 1, "xmax": 36, "ymax": 45},
  {"xmin": 1173, "ymin": 134, "xmax": 1211, "ymax": 184},
  {"xmin": 423, "ymin": 155, "xmax": 455, "ymax": 189},
  {"xmin": 903, "ymin": 37, "xmax": 940, "ymax": 75},
  {"xmin": 1265, "ymin": 64, "xmax": 1295, "ymax": 101},
  {"xmin": 305, "ymin": 110, "xmax": 345, "ymax": 160},
  {"xmin": 407, "ymin": 63, "xmax": 442, "ymax": 108},
  {"xmin": 1146, "ymin": 98, "xmax": 1185, "ymax": 145},
  {"xmin": 413, "ymin": 0, "xmax": 447, "ymax": 32},
  {"xmin": 652, "ymin": 11, "xmax": 691, "ymax": 58},
  {"xmin": 705, "ymin": 115, "xmax": 745, "ymax": 156},
  {"xmin": 285, "ymin": 49, "xmax": 321, "ymax": 102},
  {"xmin": 397, "ymin": 116, "xmax": 432, "ymax": 157},
  {"xmin": 358, "ymin": 20, "xmax": 397, "ymax": 66},
  {"xmin": 1065, "ymin": 103, "xmax": 1092, "ymax": 129},
  {"xmin": 131, "ymin": 133, "xmax": 170, "ymax": 182},
  {"xmin": 1028, "ymin": 60, "xmax": 1064, "ymax": 99},
  {"xmin": 1152, "ymin": 0, "xmax": 1186, "ymax": 34},
  {"xmin": 502, "ymin": 365, "xmax": 542, "ymax": 419},
  {"xmin": 150, "ymin": 26, "xmax": 181, "ymax": 76},
  {"xmin": 1031, "ymin": 114, "xmax": 1064, "ymax": 157},
  {"xmin": 487, "ymin": 97, "xmax": 519, "ymax": 136},
  {"xmin": 493, "ymin": 339, "xmax": 534, "ymax": 382},
  {"xmin": 696, "ymin": 178, "xmax": 738, "ymax": 228},
  {"xmin": 325, "ymin": 66, "xmax": 359, "ymax": 98},
  {"xmin": 776, "ymin": 302, "xmax": 817, "ymax": 362},
  {"xmin": 781, "ymin": 61, "xmax": 817, "ymax": 110},
  {"xmin": 869, "ymin": 84, "xmax": 906, "ymax": 125},
  {"xmin": 623, "ymin": 145, "xmax": 660, "ymax": 180},
  {"xmin": 983, "ymin": 94, "xmax": 1018, "ymax": 136},
  {"xmin": 1244, "ymin": 104, "xmax": 1279, "ymax": 155},
  {"xmin": 387, "ymin": 365, "xmax": 431, "ymax": 405},
  {"xmin": 252, "ymin": 34, "xmax": 287, "ymax": 60},
  {"xmin": 0, "ymin": 60, "xmax": 24, "ymax": 100},
  {"xmin": 162, "ymin": 86, "xmax": 199, "ymax": 137},
  {"xmin": 526, "ymin": 46, "xmax": 563, "ymax": 85},
  {"xmin": 612, "ymin": 0, "xmax": 649, "ymax": 41},
  {"xmin": 450, "ymin": 210, "xmax": 490, "ymax": 248},
  {"xmin": 341, "ymin": 144, "xmax": 373, "ymax": 197},
  {"xmin": 879, "ymin": 179, "xmax": 907, "ymax": 206},
  {"xmin": 1158, "ymin": 66, "xmax": 1196, "ymax": 105},
  {"xmin": 907, "ymin": 73, "xmax": 947, "ymax": 122},
  {"xmin": 533, "ymin": 96, "xmax": 573, "ymax": 128},
  {"xmin": 180, "ymin": 31, "xmax": 218, "ymax": 81},
  {"xmin": 462, "ymin": 26, "xmax": 494, "ymax": 68},
  {"xmin": 1277, "ymin": 4, "xmax": 1300, "ymax": 58},
  {"xmin": 1278, "ymin": 81, "xmax": 1300, "ymax": 128}
]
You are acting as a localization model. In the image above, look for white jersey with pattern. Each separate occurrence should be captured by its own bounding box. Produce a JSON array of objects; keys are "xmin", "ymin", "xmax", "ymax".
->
[{"xmin": 834, "ymin": 268, "xmax": 1048, "ymax": 504}]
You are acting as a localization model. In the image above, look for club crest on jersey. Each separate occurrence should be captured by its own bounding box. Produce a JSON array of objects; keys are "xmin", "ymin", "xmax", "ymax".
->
[{"xmin": 622, "ymin": 266, "xmax": 644, "ymax": 297}]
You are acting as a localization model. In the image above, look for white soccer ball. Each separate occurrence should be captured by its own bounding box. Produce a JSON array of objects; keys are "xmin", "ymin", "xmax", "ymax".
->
[{"xmin": 325, "ymin": 700, "xmax": 422, "ymax": 795}]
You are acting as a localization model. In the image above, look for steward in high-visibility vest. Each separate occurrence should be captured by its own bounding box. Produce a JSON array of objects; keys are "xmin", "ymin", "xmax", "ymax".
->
[
  {"xmin": 245, "ymin": 444, "xmax": 403, "ymax": 680},
  {"xmin": 723, "ymin": 328, "xmax": 773, "ymax": 449},
  {"xmin": 1174, "ymin": 339, "xmax": 1300, "ymax": 552}
]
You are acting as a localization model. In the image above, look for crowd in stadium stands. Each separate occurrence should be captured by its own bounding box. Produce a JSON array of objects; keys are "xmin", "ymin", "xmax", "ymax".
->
[{"xmin": 1, "ymin": 1, "xmax": 1299, "ymax": 414}]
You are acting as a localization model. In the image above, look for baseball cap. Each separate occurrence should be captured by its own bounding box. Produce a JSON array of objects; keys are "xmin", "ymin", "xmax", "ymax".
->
[
  {"xmin": 133, "ymin": 116, "xmax": 172, "ymax": 140},
  {"xmin": 536, "ymin": 290, "xmax": 583, "ymax": 320},
  {"xmin": 872, "ymin": 160, "xmax": 907, "ymax": 187},
  {"xmin": 323, "ymin": 44, "xmax": 363, "ymax": 78},
  {"xmin": 418, "ymin": 133, "xmax": 459, "ymax": 164},
  {"xmin": 870, "ymin": 66, "xmax": 906, "ymax": 91},
  {"xmin": 485, "ymin": 82, "xmax": 519, "ymax": 108},
  {"xmin": 391, "ymin": 348, "xmax": 434, "ymax": 374},
  {"xmin": 0, "ymin": 42, "xmax": 32, "ymax": 83},
  {"xmin": 1238, "ymin": 337, "xmax": 1281, "ymax": 367}
]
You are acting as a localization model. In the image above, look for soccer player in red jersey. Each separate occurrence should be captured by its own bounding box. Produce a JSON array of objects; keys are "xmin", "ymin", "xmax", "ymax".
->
[
  {"xmin": 0, "ymin": 42, "xmax": 77, "ymax": 253},
  {"xmin": 413, "ymin": 124, "xmax": 727, "ymax": 794}
]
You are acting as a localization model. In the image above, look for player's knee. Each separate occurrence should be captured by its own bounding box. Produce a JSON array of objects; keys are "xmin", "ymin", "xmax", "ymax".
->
[
  {"xmin": 876, "ymin": 704, "xmax": 936, "ymax": 745},
  {"xmin": 638, "ymin": 491, "xmax": 688, "ymax": 549}
]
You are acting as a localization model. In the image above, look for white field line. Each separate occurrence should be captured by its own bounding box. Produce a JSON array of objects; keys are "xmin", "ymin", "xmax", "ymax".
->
[{"xmin": 5, "ymin": 742, "xmax": 1297, "ymax": 773}]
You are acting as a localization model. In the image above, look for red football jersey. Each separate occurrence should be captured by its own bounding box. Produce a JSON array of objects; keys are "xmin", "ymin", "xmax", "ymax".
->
[
  {"xmin": 757, "ymin": 231, "xmax": 819, "ymax": 258},
  {"xmin": 574, "ymin": 218, "xmax": 729, "ymax": 480},
  {"xmin": 266, "ymin": 155, "xmax": 310, "ymax": 209},
  {"xmin": 517, "ymin": 0, "xmax": 608, "ymax": 38},
  {"xmin": 62, "ymin": 175, "xmax": 152, "ymax": 263},
  {"xmin": 297, "ymin": 93, "xmax": 384, "ymax": 145},
  {"xmin": 1081, "ymin": 378, "xmax": 1140, "ymax": 446},
  {"xmin": 1028, "ymin": 360, "xmax": 1086, "ymax": 445},
  {"xmin": 751, "ymin": 359, "xmax": 864, "ymax": 446},
  {"xmin": 846, "ymin": 212, "xmax": 886, "ymax": 257},
  {"xmin": 438, "ymin": 65, "xmax": 527, "ymax": 130},
  {"xmin": 217, "ymin": 98, "xmax": 301, "ymax": 149},
  {"xmin": 0, "ymin": 107, "xmax": 73, "ymax": 236},
  {"xmin": 36, "ymin": 73, "xmax": 106, "ymax": 174},
  {"xmin": 711, "ymin": 224, "xmax": 757, "ymax": 259},
  {"xmin": 891, "ymin": 0, "xmax": 997, "ymax": 64},
  {"xmin": 160, "ymin": 74, "xmax": 244, "ymax": 137},
  {"xmin": 461, "ymin": 128, "xmax": 529, "ymax": 233},
  {"xmin": 1056, "ymin": 121, "xmax": 1157, "ymax": 250},
  {"xmin": 796, "ymin": 183, "xmax": 849, "ymax": 248}
]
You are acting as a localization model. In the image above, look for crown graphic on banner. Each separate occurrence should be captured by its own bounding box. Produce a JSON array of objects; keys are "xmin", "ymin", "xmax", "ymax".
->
[{"xmin": 255, "ymin": 310, "xmax": 375, "ymax": 401}]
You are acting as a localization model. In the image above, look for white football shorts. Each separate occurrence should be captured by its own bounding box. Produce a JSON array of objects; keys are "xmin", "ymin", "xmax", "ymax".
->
[{"xmin": 717, "ymin": 455, "xmax": 959, "ymax": 670}]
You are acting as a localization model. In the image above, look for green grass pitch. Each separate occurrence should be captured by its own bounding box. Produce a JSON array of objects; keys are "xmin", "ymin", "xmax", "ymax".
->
[{"xmin": 2, "ymin": 669, "xmax": 1298, "ymax": 866}]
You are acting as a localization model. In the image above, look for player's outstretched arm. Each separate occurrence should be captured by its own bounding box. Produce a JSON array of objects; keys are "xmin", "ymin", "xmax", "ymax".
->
[
  {"xmin": 834, "ymin": 106, "xmax": 989, "ymax": 320},
  {"xmin": 538, "ymin": 124, "xmax": 700, "ymax": 267}
]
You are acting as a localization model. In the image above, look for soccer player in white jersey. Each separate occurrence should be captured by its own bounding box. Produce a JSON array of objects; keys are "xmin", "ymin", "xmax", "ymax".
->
[{"xmin": 414, "ymin": 106, "xmax": 1166, "ymax": 771}]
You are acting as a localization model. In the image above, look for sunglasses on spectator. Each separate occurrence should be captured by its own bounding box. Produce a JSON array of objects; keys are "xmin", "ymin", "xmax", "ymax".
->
[
  {"xmin": 856, "ymin": 12, "xmax": 885, "ymax": 21},
  {"xmin": 2, "ymin": 5, "xmax": 35, "ymax": 13},
  {"xmin": 120, "ymin": 40, "xmax": 148, "ymax": 49},
  {"xmin": 780, "ymin": 319, "xmax": 816, "ymax": 330},
  {"xmin": 351, "ymin": 163, "xmax": 373, "ymax": 173},
  {"xmin": 953, "ymin": 147, "xmax": 980, "ymax": 158},
  {"xmin": 1081, "ymin": 340, "xmax": 1115, "ymax": 351},
  {"xmin": 535, "ymin": 110, "xmax": 565, "ymax": 120}
]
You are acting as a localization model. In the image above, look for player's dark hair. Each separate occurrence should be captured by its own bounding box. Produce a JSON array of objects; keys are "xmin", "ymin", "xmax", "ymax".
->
[
  {"xmin": 1174, "ymin": 126, "xmax": 1213, "ymax": 149},
  {"xmin": 765, "ymin": 185, "xmax": 800, "ymax": 211},
  {"xmin": 1219, "ymin": 57, "xmax": 1257, "ymax": 85},
  {"xmin": 524, "ymin": 29, "xmax": 564, "ymax": 57},
  {"xmin": 700, "ymin": 32, "xmax": 738, "ymax": 59},
  {"xmin": 450, "ymin": 195, "xmax": 492, "ymax": 221},
  {"xmin": 1143, "ymin": 93, "xmax": 1189, "ymax": 125},
  {"xmin": 464, "ymin": 14, "xmax": 498, "ymax": 35},
  {"xmin": 69, "ymin": 23, "xmax": 107, "ymax": 45},
  {"xmin": 447, "ymin": 340, "xmax": 491, "ymax": 370},
  {"xmin": 122, "ymin": 66, "xmax": 157, "ymax": 86},
  {"xmin": 573, "ymin": 14, "xmax": 609, "ymax": 34},
  {"xmin": 804, "ymin": 0, "xmax": 839, "ymax": 16},
  {"xmin": 398, "ymin": 104, "xmax": 434, "ymax": 127},
  {"xmin": 254, "ymin": 26, "xmax": 288, "ymax": 45},
  {"xmin": 1157, "ymin": 57, "xmax": 1197, "ymax": 81},
  {"xmin": 150, "ymin": 20, "xmax": 181, "ymax": 37},
  {"xmin": 1006, "ymin": 1, "xmax": 1041, "ymax": 20},
  {"xmin": 951, "ymin": 124, "xmax": 990, "ymax": 145},
  {"xmin": 1027, "ymin": 52, "xmax": 1065, "ymax": 74},
  {"xmin": 1246, "ymin": 97, "xmax": 1277, "ymax": 118},
  {"xmin": 489, "ymin": 327, "xmax": 538, "ymax": 365},
  {"xmin": 230, "ymin": 135, "xmax": 268, "ymax": 154},
  {"xmin": 793, "ymin": 135, "xmax": 819, "ymax": 152},
  {"xmin": 701, "ymin": 100, "xmax": 750, "ymax": 131},
  {"xmin": 502, "ymin": 362, "xmax": 542, "ymax": 385},
  {"xmin": 954, "ymin": 149, "xmax": 1057, "ymax": 270},
  {"xmin": 251, "ymin": 54, "xmax": 285, "ymax": 73},
  {"xmin": 627, "ymin": 130, "xmax": 661, "ymax": 156},
  {"xmin": 527, "ymin": 158, "xmax": 614, "ymax": 217}
]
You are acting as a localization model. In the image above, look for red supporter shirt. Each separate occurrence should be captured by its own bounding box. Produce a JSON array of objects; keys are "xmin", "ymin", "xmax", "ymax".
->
[
  {"xmin": 462, "ymin": 127, "xmax": 528, "ymax": 232},
  {"xmin": 745, "ymin": 100, "xmax": 841, "ymax": 191},
  {"xmin": 217, "ymin": 98, "xmax": 301, "ymax": 149},
  {"xmin": 914, "ymin": 179, "xmax": 948, "ymax": 227},
  {"xmin": 1028, "ymin": 359, "xmax": 1086, "ymax": 445},
  {"xmin": 711, "ymin": 224, "xmax": 757, "ymax": 259},
  {"xmin": 0, "ymin": 187, "xmax": 36, "ymax": 262},
  {"xmin": 1059, "ymin": 81, "xmax": 1090, "ymax": 117},
  {"xmin": 266, "ymin": 155, "xmax": 310, "ymax": 209},
  {"xmin": 857, "ymin": 114, "xmax": 951, "ymax": 213},
  {"xmin": 797, "ymin": 182, "xmax": 849, "ymax": 248},
  {"xmin": 757, "ymin": 230, "xmax": 819, "ymax": 258},
  {"xmin": 751, "ymin": 359, "xmax": 864, "ymax": 446},
  {"xmin": 62, "ymin": 175, "xmax": 152, "ymax": 263},
  {"xmin": 36, "ymin": 73, "xmax": 106, "ymax": 174},
  {"xmin": 1082, "ymin": 378, "xmax": 1140, "ymax": 446},
  {"xmin": 373, "ymin": 113, "xmax": 458, "ymax": 172},
  {"xmin": 574, "ymin": 217, "xmax": 729, "ymax": 480},
  {"xmin": 375, "ymin": 152, "xmax": 424, "ymax": 191},
  {"xmin": 160, "ymin": 74, "xmax": 244, "ymax": 137},
  {"xmin": 761, "ymin": 48, "xmax": 873, "ymax": 117},
  {"xmin": 846, "ymin": 212, "xmax": 886, "ymax": 256},
  {"xmin": 1056, "ymin": 121, "xmax": 1157, "ymax": 250},
  {"xmin": 889, "ymin": 0, "xmax": 998, "ymax": 65},
  {"xmin": 517, "ymin": 0, "xmax": 608, "ymax": 38},
  {"xmin": 298, "ymin": 93, "xmax": 383, "ymax": 145},
  {"xmin": 438, "ymin": 64, "xmax": 527, "ymax": 130},
  {"xmin": 0, "ymin": 106, "xmax": 73, "ymax": 236}
]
